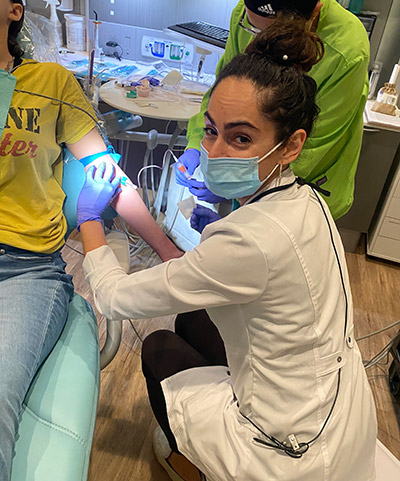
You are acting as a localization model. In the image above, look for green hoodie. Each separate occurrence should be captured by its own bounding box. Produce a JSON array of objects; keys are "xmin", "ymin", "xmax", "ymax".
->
[{"xmin": 186, "ymin": 0, "xmax": 369, "ymax": 219}]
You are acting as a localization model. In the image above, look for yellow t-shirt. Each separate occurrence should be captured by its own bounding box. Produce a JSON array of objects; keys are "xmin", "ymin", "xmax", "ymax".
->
[{"xmin": 0, "ymin": 60, "xmax": 96, "ymax": 253}]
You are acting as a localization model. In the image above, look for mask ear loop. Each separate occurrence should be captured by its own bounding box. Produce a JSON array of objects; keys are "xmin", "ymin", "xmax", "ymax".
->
[{"xmin": 278, "ymin": 164, "xmax": 283, "ymax": 186}]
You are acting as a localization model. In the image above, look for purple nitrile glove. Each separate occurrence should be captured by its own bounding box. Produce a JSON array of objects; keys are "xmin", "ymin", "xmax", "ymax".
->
[
  {"xmin": 77, "ymin": 162, "xmax": 121, "ymax": 230},
  {"xmin": 174, "ymin": 148, "xmax": 200, "ymax": 187},
  {"xmin": 190, "ymin": 205, "xmax": 221, "ymax": 234},
  {"xmin": 187, "ymin": 179, "xmax": 227, "ymax": 204},
  {"xmin": 130, "ymin": 76, "xmax": 160, "ymax": 87}
]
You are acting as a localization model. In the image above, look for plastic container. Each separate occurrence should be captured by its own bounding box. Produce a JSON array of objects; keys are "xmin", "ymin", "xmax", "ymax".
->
[
  {"xmin": 64, "ymin": 14, "xmax": 86, "ymax": 52},
  {"xmin": 47, "ymin": 1, "xmax": 63, "ymax": 48},
  {"xmin": 137, "ymin": 86, "xmax": 151, "ymax": 97},
  {"xmin": 368, "ymin": 61, "xmax": 383, "ymax": 99}
]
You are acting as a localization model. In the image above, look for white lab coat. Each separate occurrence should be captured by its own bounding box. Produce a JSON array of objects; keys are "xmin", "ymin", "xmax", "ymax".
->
[{"xmin": 84, "ymin": 170, "xmax": 377, "ymax": 481}]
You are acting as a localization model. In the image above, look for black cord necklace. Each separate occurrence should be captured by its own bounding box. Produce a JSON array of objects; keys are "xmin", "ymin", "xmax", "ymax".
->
[
  {"xmin": 6, "ymin": 57, "xmax": 15, "ymax": 73},
  {"xmin": 1, "ymin": 57, "xmax": 15, "ymax": 73},
  {"xmin": 249, "ymin": 177, "xmax": 331, "ymax": 205},
  {"xmin": 246, "ymin": 178, "xmax": 346, "ymax": 459}
]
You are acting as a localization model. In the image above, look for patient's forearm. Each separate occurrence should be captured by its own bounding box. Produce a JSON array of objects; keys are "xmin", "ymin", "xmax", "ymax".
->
[
  {"xmin": 112, "ymin": 188, "xmax": 182, "ymax": 261},
  {"xmin": 101, "ymin": 168, "xmax": 182, "ymax": 261},
  {"xmin": 67, "ymin": 128, "xmax": 183, "ymax": 261}
]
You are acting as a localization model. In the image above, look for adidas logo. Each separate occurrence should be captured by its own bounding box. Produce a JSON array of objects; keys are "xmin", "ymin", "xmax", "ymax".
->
[{"xmin": 258, "ymin": 4, "xmax": 276, "ymax": 15}]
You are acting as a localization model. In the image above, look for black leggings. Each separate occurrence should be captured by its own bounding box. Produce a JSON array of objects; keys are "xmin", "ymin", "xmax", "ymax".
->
[{"xmin": 141, "ymin": 310, "xmax": 228, "ymax": 453}]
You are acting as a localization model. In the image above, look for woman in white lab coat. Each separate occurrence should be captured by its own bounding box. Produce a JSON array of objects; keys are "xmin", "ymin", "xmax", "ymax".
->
[{"xmin": 77, "ymin": 14, "xmax": 377, "ymax": 481}]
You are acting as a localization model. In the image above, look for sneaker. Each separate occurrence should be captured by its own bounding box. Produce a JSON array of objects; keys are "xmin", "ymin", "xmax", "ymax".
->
[{"xmin": 152, "ymin": 426, "xmax": 207, "ymax": 481}]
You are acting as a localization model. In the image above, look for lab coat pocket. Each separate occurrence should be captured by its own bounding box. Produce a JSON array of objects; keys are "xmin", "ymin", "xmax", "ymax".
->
[
  {"xmin": 315, "ymin": 350, "xmax": 347, "ymax": 378},
  {"xmin": 162, "ymin": 365, "xmax": 251, "ymax": 481},
  {"xmin": 161, "ymin": 365, "xmax": 231, "ymax": 435}
]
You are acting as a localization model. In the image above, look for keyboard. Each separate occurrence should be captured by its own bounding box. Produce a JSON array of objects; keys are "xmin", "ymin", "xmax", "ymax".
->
[{"xmin": 168, "ymin": 21, "xmax": 229, "ymax": 48}]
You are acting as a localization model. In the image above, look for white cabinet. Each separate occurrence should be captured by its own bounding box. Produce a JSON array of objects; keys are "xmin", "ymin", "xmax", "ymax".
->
[
  {"xmin": 368, "ymin": 158, "xmax": 400, "ymax": 262},
  {"xmin": 336, "ymin": 127, "xmax": 400, "ymax": 251}
]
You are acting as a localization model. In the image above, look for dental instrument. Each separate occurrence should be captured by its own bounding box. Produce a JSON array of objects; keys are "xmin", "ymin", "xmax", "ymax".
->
[
  {"xmin": 171, "ymin": 150, "xmax": 192, "ymax": 180},
  {"xmin": 195, "ymin": 46, "xmax": 212, "ymax": 82},
  {"xmin": 92, "ymin": 10, "xmax": 104, "ymax": 62}
]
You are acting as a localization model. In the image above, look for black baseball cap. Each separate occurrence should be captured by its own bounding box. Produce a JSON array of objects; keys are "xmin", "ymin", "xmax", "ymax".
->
[{"xmin": 244, "ymin": 0, "xmax": 318, "ymax": 17}]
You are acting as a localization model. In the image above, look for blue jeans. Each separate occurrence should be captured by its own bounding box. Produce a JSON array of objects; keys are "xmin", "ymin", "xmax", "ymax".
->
[{"xmin": 0, "ymin": 245, "xmax": 74, "ymax": 481}]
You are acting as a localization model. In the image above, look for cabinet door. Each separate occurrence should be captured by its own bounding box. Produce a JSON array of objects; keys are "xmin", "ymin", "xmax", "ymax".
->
[{"xmin": 337, "ymin": 128, "xmax": 400, "ymax": 233}]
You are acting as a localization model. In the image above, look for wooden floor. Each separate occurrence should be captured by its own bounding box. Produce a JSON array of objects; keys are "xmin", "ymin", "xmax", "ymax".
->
[{"xmin": 62, "ymin": 233, "xmax": 400, "ymax": 481}]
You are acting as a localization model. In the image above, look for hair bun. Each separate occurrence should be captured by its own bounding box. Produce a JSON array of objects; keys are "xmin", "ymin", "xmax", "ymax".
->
[{"xmin": 245, "ymin": 13, "xmax": 324, "ymax": 72}]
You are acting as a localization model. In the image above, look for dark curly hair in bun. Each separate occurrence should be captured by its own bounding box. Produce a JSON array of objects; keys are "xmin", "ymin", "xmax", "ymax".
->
[
  {"xmin": 210, "ymin": 14, "xmax": 324, "ymax": 143},
  {"xmin": 8, "ymin": 0, "xmax": 25, "ymax": 60}
]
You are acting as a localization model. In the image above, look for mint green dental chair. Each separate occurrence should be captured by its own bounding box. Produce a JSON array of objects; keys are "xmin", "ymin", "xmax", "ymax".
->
[
  {"xmin": 11, "ymin": 294, "xmax": 100, "ymax": 481},
  {"xmin": 10, "ymin": 149, "xmax": 125, "ymax": 481}
]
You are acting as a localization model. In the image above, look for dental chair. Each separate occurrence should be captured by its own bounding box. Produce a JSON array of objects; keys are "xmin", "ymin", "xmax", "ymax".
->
[
  {"xmin": 10, "ymin": 149, "xmax": 127, "ymax": 481},
  {"xmin": 10, "ymin": 294, "xmax": 99, "ymax": 481}
]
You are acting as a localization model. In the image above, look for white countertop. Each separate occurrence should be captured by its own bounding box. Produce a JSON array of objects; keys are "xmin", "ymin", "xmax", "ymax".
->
[{"xmin": 364, "ymin": 100, "xmax": 400, "ymax": 133}]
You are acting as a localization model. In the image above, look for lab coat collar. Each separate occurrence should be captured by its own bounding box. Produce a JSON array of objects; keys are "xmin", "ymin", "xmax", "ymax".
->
[{"xmin": 244, "ymin": 167, "xmax": 296, "ymax": 205}]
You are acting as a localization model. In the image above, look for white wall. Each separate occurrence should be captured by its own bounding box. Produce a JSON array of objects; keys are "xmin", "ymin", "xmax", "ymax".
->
[
  {"xmin": 26, "ymin": 0, "xmax": 83, "ymax": 19},
  {"xmin": 88, "ymin": 0, "xmax": 238, "ymax": 30},
  {"xmin": 374, "ymin": 0, "xmax": 400, "ymax": 89},
  {"xmin": 361, "ymin": 0, "xmax": 394, "ymax": 64}
]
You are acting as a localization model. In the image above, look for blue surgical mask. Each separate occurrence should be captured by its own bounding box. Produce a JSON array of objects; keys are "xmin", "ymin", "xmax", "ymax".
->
[
  {"xmin": 200, "ymin": 141, "xmax": 284, "ymax": 199},
  {"xmin": 0, "ymin": 69, "xmax": 17, "ymax": 139}
]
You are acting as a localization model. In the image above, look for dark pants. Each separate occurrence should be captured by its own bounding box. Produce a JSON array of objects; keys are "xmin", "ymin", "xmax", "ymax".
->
[{"xmin": 141, "ymin": 310, "xmax": 228, "ymax": 452}]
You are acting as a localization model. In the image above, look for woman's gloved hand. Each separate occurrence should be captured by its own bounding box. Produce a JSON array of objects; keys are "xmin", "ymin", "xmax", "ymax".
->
[
  {"xmin": 190, "ymin": 205, "xmax": 221, "ymax": 234},
  {"xmin": 174, "ymin": 148, "xmax": 200, "ymax": 187},
  {"xmin": 77, "ymin": 162, "xmax": 121, "ymax": 230},
  {"xmin": 174, "ymin": 148, "xmax": 226, "ymax": 203},
  {"xmin": 187, "ymin": 179, "xmax": 227, "ymax": 204}
]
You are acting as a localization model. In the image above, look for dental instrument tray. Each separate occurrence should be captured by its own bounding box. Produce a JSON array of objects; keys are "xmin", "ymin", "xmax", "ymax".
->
[{"xmin": 168, "ymin": 21, "xmax": 229, "ymax": 48}]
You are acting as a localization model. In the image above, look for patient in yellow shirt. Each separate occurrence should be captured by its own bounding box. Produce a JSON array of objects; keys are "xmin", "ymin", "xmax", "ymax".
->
[{"xmin": 0, "ymin": 3, "xmax": 181, "ymax": 480}]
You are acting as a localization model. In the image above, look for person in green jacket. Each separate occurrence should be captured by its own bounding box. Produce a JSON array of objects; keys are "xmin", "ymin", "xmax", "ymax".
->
[{"xmin": 175, "ymin": 0, "xmax": 369, "ymax": 219}]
